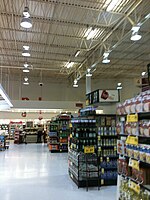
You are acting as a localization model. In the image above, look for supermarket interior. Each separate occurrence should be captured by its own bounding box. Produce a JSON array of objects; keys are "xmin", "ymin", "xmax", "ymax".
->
[{"xmin": 0, "ymin": 0, "xmax": 150, "ymax": 200}]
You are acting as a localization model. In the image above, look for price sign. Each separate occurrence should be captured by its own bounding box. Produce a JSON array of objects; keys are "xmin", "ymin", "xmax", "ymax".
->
[
  {"xmin": 84, "ymin": 146, "xmax": 95, "ymax": 154},
  {"xmin": 127, "ymin": 114, "xmax": 138, "ymax": 123},
  {"xmin": 129, "ymin": 180, "xmax": 140, "ymax": 194},
  {"xmin": 126, "ymin": 136, "xmax": 138, "ymax": 145},
  {"xmin": 129, "ymin": 158, "xmax": 139, "ymax": 170}
]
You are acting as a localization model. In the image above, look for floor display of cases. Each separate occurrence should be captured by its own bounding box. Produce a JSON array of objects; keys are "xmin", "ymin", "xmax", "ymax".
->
[
  {"xmin": 68, "ymin": 149, "xmax": 100, "ymax": 190},
  {"xmin": 116, "ymin": 111, "xmax": 150, "ymax": 199},
  {"xmin": 23, "ymin": 127, "xmax": 38, "ymax": 144},
  {"xmin": 48, "ymin": 115, "xmax": 71, "ymax": 152},
  {"xmin": 97, "ymin": 115, "xmax": 118, "ymax": 186}
]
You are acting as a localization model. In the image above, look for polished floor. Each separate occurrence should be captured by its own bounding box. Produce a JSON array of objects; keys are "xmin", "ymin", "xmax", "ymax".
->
[{"xmin": 0, "ymin": 144, "xmax": 117, "ymax": 200}]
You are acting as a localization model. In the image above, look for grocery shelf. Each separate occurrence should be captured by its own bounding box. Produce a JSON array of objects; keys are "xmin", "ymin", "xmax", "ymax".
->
[{"xmin": 118, "ymin": 174, "xmax": 150, "ymax": 192}]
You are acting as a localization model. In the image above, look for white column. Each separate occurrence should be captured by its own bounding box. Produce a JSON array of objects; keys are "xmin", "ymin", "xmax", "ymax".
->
[{"xmin": 86, "ymin": 75, "xmax": 91, "ymax": 94}]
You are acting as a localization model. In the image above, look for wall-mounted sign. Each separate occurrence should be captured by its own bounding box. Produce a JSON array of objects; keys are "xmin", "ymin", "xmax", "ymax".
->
[
  {"xmin": 86, "ymin": 89, "xmax": 119, "ymax": 105},
  {"xmin": 99, "ymin": 90, "xmax": 119, "ymax": 102}
]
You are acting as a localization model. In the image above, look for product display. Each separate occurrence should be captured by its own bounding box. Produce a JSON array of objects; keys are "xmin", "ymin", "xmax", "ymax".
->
[
  {"xmin": 0, "ymin": 135, "xmax": 6, "ymax": 151},
  {"xmin": 117, "ymin": 90, "xmax": 150, "ymax": 115},
  {"xmin": 117, "ymin": 95, "xmax": 150, "ymax": 199},
  {"xmin": 68, "ymin": 149, "xmax": 100, "ymax": 190},
  {"xmin": 9, "ymin": 121, "xmax": 23, "ymax": 140},
  {"xmin": 97, "ymin": 115, "xmax": 118, "ymax": 186},
  {"xmin": 48, "ymin": 114, "xmax": 71, "ymax": 152}
]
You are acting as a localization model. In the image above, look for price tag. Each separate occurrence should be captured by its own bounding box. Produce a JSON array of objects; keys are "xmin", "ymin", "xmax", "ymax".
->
[
  {"xmin": 129, "ymin": 181, "xmax": 140, "ymax": 194},
  {"xmin": 129, "ymin": 158, "xmax": 139, "ymax": 170},
  {"xmin": 126, "ymin": 136, "xmax": 138, "ymax": 145},
  {"xmin": 84, "ymin": 146, "xmax": 95, "ymax": 154},
  {"xmin": 127, "ymin": 114, "xmax": 138, "ymax": 123}
]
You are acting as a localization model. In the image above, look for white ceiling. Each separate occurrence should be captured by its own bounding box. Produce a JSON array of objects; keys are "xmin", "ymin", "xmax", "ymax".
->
[{"xmin": 0, "ymin": 0, "xmax": 150, "ymax": 83}]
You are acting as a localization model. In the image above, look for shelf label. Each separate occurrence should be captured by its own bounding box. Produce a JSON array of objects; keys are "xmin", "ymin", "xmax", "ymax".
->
[
  {"xmin": 129, "ymin": 180, "xmax": 140, "ymax": 194},
  {"xmin": 84, "ymin": 146, "xmax": 95, "ymax": 154},
  {"xmin": 126, "ymin": 136, "xmax": 138, "ymax": 145},
  {"xmin": 129, "ymin": 158, "xmax": 139, "ymax": 170},
  {"xmin": 127, "ymin": 114, "xmax": 138, "ymax": 123}
]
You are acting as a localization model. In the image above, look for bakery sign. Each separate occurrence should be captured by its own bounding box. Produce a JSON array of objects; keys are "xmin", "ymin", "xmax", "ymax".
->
[{"xmin": 99, "ymin": 90, "xmax": 119, "ymax": 102}]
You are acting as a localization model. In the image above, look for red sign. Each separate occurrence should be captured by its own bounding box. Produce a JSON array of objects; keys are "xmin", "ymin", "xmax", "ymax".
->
[{"xmin": 75, "ymin": 103, "xmax": 83, "ymax": 108}]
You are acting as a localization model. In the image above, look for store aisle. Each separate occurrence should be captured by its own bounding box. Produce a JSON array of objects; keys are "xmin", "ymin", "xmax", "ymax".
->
[{"xmin": 0, "ymin": 144, "xmax": 117, "ymax": 200}]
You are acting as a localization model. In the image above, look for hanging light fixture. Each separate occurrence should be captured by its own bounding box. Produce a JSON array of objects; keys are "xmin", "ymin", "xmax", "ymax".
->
[
  {"xmin": 20, "ymin": 6, "xmax": 32, "ymax": 29},
  {"xmin": 102, "ymin": 51, "xmax": 110, "ymax": 64},
  {"xmin": 23, "ymin": 63, "xmax": 30, "ymax": 73},
  {"xmin": 23, "ymin": 77, "xmax": 29, "ymax": 85},
  {"xmin": 73, "ymin": 79, "xmax": 78, "ymax": 87},
  {"xmin": 130, "ymin": 25, "xmax": 142, "ymax": 41},
  {"xmin": 86, "ymin": 68, "xmax": 92, "ymax": 77},
  {"xmin": 22, "ymin": 45, "xmax": 30, "ymax": 57}
]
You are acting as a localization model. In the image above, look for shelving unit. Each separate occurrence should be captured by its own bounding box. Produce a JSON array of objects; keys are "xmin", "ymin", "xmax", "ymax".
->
[
  {"xmin": 97, "ymin": 115, "xmax": 118, "ymax": 186},
  {"xmin": 68, "ymin": 149, "xmax": 100, "ymax": 190},
  {"xmin": 117, "ymin": 112, "xmax": 150, "ymax": 199},
  {"xmin": 23, "ymin": 127, "xmax": 38, "ymax": 144},
  {"xmin": 48, "ymin": 115, "xmax": 71, "ymax": 153},
  {"xmin": 9, "ymin": 122, "xmax": 23, "ymax": 140}
]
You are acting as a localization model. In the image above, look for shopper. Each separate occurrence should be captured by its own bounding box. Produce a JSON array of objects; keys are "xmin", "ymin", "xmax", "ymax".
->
[{"xmin": 37, "ymin": 127, "xmax": 43, "ymax": 143}]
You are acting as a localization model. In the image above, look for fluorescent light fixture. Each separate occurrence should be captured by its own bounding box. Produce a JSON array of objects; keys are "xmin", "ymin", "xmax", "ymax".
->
[
  {"xmin": 75, "ymin": 50, "xmax": 80, "ymax": 57},
  {"xmin": 102, "ymin": 57, "xmax": 110, "ymax": 64},
  {"xmin": 23, "ymin": 6, "xmax": 30, "ymax": 18},
  {"xmin": 141, "ymin": 71, "xmax": 146, "ymax": 76},
  {"xmin": 145, "ymin": 13, "xmax": 150, "ymax": 19},
  {"xmin": 0, "ymin": 84, "xmax": 13, "ymax": 107},
  {"xmin": 73, "ymin": 84, "xmax": 78, "ymax": 88},
  {"xmin": 86, "ymin": 28, "xmax": 99, "ymax": 40},
  {"xmin": 117, "ymin": 86, "xmax": 122, "ymax": 90},
  {"xmin": 106, "ymin": 0, "xmax": 121, "ymax": 12},
  {"xmin": 117, "ymin": 82, "xmax": 122, "ymax": 86},
  {"xmin": 87, "ymin": 68, "xmax": 91, "ymax": 73},
  {"xmin": 130, "ymin": 32, "xmax": 142, "ymax": 41},
  {"xmin": 86, "ymin": 73, "xmax": 92, "ymax": 77},
  {"xmin": 22, "ymin": 50, "xmax": 30, "ymax": 57},
  {"xmin": 20, "ymin": 17, "xmax": 32, "ymax": 29}
]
